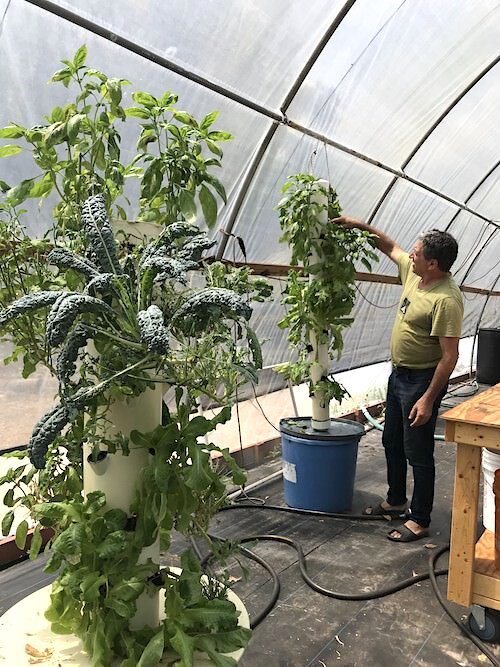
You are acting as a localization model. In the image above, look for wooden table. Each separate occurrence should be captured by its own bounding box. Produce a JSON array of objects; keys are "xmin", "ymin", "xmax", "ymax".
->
[{"xmin": 442, "ymin": 383, "xmax": 500, "ymax": 611}]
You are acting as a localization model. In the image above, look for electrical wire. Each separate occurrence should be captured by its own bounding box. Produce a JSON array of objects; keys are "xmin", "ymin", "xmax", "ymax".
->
[
  {"xmin": 250, "ymin": 383, "xmax": 281, "ymax": 433},
  {"xmin": 354, "ymin": 282, "xmax": 399, "ymax": 309}
]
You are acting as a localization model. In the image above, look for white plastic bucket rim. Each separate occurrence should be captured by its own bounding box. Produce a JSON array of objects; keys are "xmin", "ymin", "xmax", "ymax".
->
[{"xmin": 482, "ymin": 448, "xmax": 500, "ymax": 533}]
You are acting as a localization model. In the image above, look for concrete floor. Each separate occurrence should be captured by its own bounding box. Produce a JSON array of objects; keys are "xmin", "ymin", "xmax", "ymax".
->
[
  {"xmin": 212, "ymin": 428, "xmax": 498, "ymax": 665},
  {"xmin": 1, "ymin": 383, "xmax": 500, "ymax": 666}
]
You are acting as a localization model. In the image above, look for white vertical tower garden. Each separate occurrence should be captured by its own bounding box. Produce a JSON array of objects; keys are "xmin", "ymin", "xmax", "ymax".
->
[
  {"xmin": 0, "ymin": 47, "xmax": 275, "ymax": 666},
  {"xmin": 276, "ymin": 173, "xmax": 378, "ymax": 512}
]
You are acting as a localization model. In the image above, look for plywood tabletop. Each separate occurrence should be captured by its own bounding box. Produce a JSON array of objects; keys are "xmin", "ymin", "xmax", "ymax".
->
[{"xmin": 441, "ymin": 383, "xmax": 500, "ymax": 428}]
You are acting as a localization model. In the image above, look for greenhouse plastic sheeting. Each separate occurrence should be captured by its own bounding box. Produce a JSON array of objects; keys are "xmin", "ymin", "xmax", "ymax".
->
[{"xmin": 0, "ymin": 0, "xmax": 499, "ymax": 439}]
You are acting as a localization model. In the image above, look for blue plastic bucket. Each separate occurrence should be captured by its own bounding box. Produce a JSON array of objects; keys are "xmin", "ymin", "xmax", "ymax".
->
[{"xmin": 280, "ymin": 417, "xmax": 364, "ymax": 512}]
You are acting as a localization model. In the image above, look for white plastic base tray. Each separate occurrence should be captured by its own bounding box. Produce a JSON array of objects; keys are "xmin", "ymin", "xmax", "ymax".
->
[{"xmin": 0, "ymin": 576, "xmax": 250, "ymax": 665}]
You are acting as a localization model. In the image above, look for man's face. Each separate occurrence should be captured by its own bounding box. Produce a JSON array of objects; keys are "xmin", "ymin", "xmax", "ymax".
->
[{"xmin": 409, "ymin": 240, "xmax": 434, "ymax": 276}]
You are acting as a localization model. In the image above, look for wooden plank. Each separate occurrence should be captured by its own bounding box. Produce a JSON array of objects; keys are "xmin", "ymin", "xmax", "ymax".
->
[
  {"xmin": 472, "ymin": 571, "xmax": 500, "ymax": 604},
  {"xmin": 214, "ymin": 260, "xmax": 500, "ymax": 295},
  {"xmin": 444, "ymin": 421, "xmax": 456, "ymax": 443},
  {"xmin": 454, "ymin": 422, "xmax": 500, "ymax": 451},
  {"xmin": 474, "ymin": 530, "xmax": 499, "ymax": 576},
  {"xmin": 442, "ymin": 384, "xmax": 500, "ymax": 428},
  {"xmin": 447, "ymin": 443, "xmax": 481, "ymax": 607},
  {"xmin": 471, "ymin": 592, "xmax": 500, "ymax": 612}
]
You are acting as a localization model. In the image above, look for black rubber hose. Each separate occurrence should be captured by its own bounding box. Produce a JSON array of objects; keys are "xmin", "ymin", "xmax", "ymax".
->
[
  {"xmin": 213, "ymin": 505, "xmax": 499, "ymax": 663},
  {"xmin": 221, "ymin": 502, "xmax": 400, "ymax": 521},
  {"xmin": 197, "ymin": 540, "xmax": 280, "ymax": 630},
  {"xmin": 237, "ymin": 544, "xmax": 281, "ymax": 629},
  {"xmin": 235, "ymin": 534, "xmax": 447, "ymax": 601},
  {"xmin": 428, "ymin": 545, "xmax": 500, "ymax": 667}
]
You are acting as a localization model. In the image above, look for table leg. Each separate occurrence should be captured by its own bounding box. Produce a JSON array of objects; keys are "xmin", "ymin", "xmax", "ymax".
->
[{"xmin": 447, "ymin": 442, "xmax": 481, "ymax": 607}]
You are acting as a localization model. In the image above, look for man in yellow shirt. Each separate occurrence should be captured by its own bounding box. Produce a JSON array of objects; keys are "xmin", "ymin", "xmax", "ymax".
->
[{"xmin": 332, "ymin": 217, "xmax": 464, "ymax": 542}]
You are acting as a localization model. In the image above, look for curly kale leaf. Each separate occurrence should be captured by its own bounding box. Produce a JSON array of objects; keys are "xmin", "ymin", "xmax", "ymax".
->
[
  {"xmin": 84, "ymin": 273, "xmax": 115, "ymax": 296},
  {"xmin": 137, "ymin": 305, "xmax": 169, "ymax": 353},
  {"xmin": 46, "ymin": 293, "xmax": 115, "ymax": 347},
  {"xmin": 48, "ymin": 248, "xmax": 100, "ymax": 281},
  {"xmin": 142, "ymin": 256, "xmax": 197, "ymax": 285},
  {"xmin": 28, "ymin": 380, "xmax": 111, "ymax": 469},
  {"xmin": 177, "ymin": 235, "xmax": 216, "ymax": 262},
  {"xmin": 56, "ymin": 323, "xmax": 92, "ymax": 384},
  {"xmin": 164, "ymin": 222, "xmax": 200, "ymax": 242},
  {"xmin": 70, "ymin": 381, "xmax": 112, "ymax": 408},
  {"xmin": 80, "ymin": 194, "xmax": 121, "ymax": 274},
  {"xmin": 140, "ymin": 226, "xmax": 211, "ymax": 269},
  {"xmin": 0, "ymin": 290, "xmax": 67, "ymax": 326},
  {"xmin": 28, "ymin": 404, "xmax": 72, "ymax": 469},
  {"xmin": 171, "ymin": 288, "xmax": 252, "ymax": 336}
]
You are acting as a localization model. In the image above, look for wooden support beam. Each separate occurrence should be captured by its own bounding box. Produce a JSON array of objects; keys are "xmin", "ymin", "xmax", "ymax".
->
[{"xmin": 216, "ymin": 259, "xmax": 500, "ymax": 296}]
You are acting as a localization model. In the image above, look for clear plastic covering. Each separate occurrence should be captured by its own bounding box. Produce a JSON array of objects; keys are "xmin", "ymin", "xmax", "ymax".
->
[{"xmin": 0, "ymin": 0, "xmax": 499, "ymax": 448}]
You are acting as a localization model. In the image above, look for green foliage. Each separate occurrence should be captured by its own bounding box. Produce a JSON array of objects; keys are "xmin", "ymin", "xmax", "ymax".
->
[
  {"xmin": 0, "ymin": 209, "xmax": 59, "ymax": 375},
  {"xmin": 277, "ymin": 173, "xmax": 378, "ymax": 404},
  {"xmin": 127, "ymin": 92, "xmax": 231, "ymax": 229},
  {"xmin": 0, "ymin": 46, "xmax": 269, "ymax": 666}
]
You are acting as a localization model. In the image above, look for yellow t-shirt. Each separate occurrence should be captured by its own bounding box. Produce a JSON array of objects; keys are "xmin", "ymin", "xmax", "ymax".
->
[{"xmin": 390, "ymin": 253, "xmax": 464, "ymax": 368}]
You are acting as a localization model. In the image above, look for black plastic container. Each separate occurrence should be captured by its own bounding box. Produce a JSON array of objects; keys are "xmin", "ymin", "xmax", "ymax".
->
[{"xmin": 476, "ymin": 328, "xmax": 500, "ymax": 385}]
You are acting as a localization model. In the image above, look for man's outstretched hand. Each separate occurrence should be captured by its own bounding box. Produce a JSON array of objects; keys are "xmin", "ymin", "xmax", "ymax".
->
[{"xmin": 330, "ymin": 216, "xmax": 362, "ymax": 229}]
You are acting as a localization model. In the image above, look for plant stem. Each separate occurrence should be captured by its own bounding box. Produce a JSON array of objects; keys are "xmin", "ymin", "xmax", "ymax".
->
[{"xmin": 90, "ymin": 325, "xmax": 144, "ymax": 351}]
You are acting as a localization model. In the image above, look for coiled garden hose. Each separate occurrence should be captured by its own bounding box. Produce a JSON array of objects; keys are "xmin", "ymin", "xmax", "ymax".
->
[{"xmin": 201, "ymin": 503, "xmax": 499, "ymax": 666}]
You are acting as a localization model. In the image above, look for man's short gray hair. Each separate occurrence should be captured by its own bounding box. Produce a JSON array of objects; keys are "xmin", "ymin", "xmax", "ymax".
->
[{"xmin": 418, "ymin": 229, "xmax": 458, "ymax": 272}]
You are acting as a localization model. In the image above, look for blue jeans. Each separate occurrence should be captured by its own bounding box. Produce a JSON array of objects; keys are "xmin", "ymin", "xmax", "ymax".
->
[{"xmin": 382, "ymin": 366, "xmax": 447, "ymax": 528}]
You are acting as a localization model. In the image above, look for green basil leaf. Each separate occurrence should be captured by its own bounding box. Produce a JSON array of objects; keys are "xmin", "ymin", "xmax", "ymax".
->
[
  {"xmin": 199, "ymin": 184, "xmax": 217, "ymax": 229},
  {"xmin": 1, "ymin": 509, "xmax": 14, "ymax": 536},
  {"xmin": 0, "ymin": 145, "xmax": 22, "ymax": 158},
  {"xmin": 15, "ymin": 519, "xmax": 29, "ymax": 550},
  {"xmin": 0, "ymin": 125, "xmax": 24, "ymax": 139},
  {"xmin": 179, "ymin": 189, "xmax": 197, "ymax": 223},
  {"xmin": 29, "ymin": 524, "xmax": 43, "ymax": 559}
]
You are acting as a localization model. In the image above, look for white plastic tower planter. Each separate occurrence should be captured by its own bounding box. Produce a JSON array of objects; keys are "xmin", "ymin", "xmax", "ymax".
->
[
  {"xmin": 280, "ymin": 177, "xmax": 365, "ymax": 513},
  {"xmin": 83, "ymin": 383, "xmax": 164, "ymax": 630},
  {"xmin": 0, "ymin": 384, "xmax": 251, "ymax": 664},
  {"xmin": 308, "ymin": 179, "xmax": 331, "ymax": 432}
]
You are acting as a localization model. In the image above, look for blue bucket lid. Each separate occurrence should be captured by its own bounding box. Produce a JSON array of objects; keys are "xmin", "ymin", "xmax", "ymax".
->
[{"xmin": 280, "ymin": 417, "xmax": 364, "ymax": 441}]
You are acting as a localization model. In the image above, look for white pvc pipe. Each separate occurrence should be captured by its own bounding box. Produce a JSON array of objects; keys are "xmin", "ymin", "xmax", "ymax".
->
[
  {"xmin": 309, "ymin": 179, "xmax": 330, "ymax": 431},
  {"xmin": 83, "ymin": 383, "xmax": 164, "ymax": 630}
]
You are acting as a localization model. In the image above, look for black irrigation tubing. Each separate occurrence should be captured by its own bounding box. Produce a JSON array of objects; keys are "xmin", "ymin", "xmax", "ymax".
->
[
  {"xmin": 220, "ymin": 501, "xmax": 401, "ymax": 521},
  {"xmin": 428, "ymin": 546, "xmax": 500, "ymax": 667},
  {"xmin": 236, "ymin": 544, "xmax": 281, "ymax": 629},
  {"xmin": 207, "ymin": 513, "xmax": 498, "ymax": 664},
  {"xmin": 231, "ymin": 533, "xmax": 448, "ymax": 602}
]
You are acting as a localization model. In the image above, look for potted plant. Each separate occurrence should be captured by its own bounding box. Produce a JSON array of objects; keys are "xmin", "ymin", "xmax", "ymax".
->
[
  {"xmin": 275, "ymin": 173, "xmax": 378, "ymax": 512},
  {"xmin": 0, "ymin": 46, "xmax": 271, "ymax": 666}
]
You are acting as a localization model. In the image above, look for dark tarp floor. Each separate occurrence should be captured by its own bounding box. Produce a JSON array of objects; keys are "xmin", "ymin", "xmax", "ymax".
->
[{"xmin": 1, "ymin": 381, "xmax": 500, "ymax": 667}]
